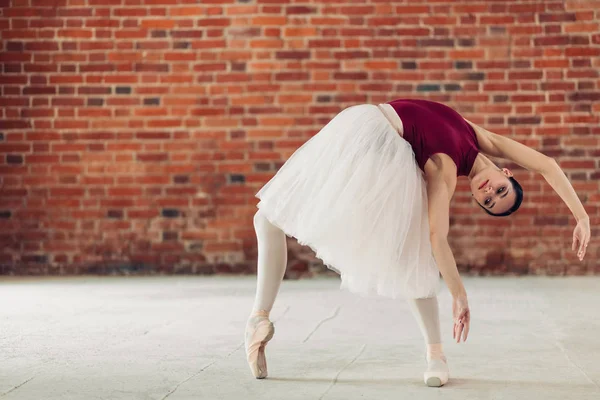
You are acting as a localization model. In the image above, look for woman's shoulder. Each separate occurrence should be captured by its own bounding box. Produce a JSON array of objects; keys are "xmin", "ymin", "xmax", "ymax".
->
[{"xmin": 423, "ymin": 154, "xmax": 458, "ymax": 188}]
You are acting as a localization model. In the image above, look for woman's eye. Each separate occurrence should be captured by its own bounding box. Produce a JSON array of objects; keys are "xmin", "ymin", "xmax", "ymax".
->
[
  {"xmin": 484, "ymin": 198, "xmax": 491, "ymax": 205},
  {"xmin": 497, "ymin": 187, "xmax": 505, "ymax": 193}
]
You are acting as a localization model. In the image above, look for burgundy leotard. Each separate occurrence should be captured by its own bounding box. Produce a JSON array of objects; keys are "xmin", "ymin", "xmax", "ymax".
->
[{"xmin": 387, "ymin": 99, "xmax": 480, "ymax": 176}]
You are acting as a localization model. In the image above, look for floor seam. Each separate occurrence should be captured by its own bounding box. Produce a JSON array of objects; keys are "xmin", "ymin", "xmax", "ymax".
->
[
  {"xmin": 303, "ymin": 306, "xmax": 341, "ymax": 343},
  {"xmin": 318, "ymin": 344, "xmax": 366, "ymax": 400},
  {"xmin": 0, "ymin": 377, "xmax": 35, "ymax": 397}
]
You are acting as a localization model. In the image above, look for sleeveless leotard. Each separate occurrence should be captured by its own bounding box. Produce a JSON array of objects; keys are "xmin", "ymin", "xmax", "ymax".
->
[{"xmin": 387, "ymin": 99, "xmax": 480, "ymax": 176}]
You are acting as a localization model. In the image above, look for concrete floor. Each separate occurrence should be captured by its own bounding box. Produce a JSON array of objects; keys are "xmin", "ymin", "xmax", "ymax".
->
[{"xmin": 1, "ymin": 276, "xmax": 599, "ymax": 400}]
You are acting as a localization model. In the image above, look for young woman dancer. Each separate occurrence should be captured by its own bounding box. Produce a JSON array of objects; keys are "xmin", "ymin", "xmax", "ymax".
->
[{"xmin": 244, "ymin": 99, "xmax": 591, "ymax": 387}]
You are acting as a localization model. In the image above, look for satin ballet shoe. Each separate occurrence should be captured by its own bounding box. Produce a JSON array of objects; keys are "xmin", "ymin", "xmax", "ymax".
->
[
  {"xmin": 245, "ymin": 310, "xmax": 275, "ymax": 379},
  {"xmin": 424, "ymin": 355, "xmax": 449, "ymax": 387}
]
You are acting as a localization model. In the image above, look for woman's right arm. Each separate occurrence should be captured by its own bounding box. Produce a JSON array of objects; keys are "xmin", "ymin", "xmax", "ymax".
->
[
  {"xmin": 426, "ymin": 173, "xmax": 467, "ymax": 298},
  {"xmin": 427, "ymin": 172, "xmax": 471, "ymax": 342}
]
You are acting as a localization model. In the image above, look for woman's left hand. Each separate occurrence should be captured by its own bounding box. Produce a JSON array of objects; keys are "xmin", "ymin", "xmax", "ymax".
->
[{"xmin": 572, "ymin": 216, "xmax": 591, "ymax": 261}]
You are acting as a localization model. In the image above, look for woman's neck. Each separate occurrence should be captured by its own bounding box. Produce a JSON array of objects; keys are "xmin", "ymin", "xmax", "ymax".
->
[{"xmin": 468, "ymin": 153, "xmax": 497, "ymax": 181}]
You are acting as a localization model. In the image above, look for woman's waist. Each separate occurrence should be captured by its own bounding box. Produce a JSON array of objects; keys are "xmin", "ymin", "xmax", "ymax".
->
[{"xmin": 376, "ymin": 103, "xmax": 404, "ymax": 137}]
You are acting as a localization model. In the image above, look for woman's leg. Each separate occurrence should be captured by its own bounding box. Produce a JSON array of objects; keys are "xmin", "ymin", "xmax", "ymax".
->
[
  {"xmin": 251, "ymin": 210, "xmax": 288, "ymax": 314},
  {"xmin": 407, "ymin": 296, "xmax": 444, "ymax": 359},
  {"xmin": 407, "ymin": 296, "xmax": 449, "ymax": 387},
  {"xmin": 245, "ymin": 210, "xmax": 287, "ymax": 379}
]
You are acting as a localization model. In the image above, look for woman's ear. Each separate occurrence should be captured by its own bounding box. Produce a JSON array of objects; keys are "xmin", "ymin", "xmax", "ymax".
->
[{"xmin": 502, "ymin": 168, "xmax": 513, "ymax": 177}]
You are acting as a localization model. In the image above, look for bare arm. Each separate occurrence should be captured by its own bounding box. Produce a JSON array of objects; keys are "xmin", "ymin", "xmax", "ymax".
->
[
  {"xmin": 427, "ymin": 173, "xmax": 471, "ymax": 342},
  {"xmin": 426, "ymin": 173, "xmax": 466, "ymax": 298},
  {"xmin": 465, "ymin": 119, "xmax": 589, "ymax": 222},
  {"xmin": 539, "ymin": 161, "xmax": 589, "ymax": 222}
]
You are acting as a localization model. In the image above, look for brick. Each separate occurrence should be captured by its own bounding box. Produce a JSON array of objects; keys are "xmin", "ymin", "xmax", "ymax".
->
[
  {"xmin": 340, "ymin": 5, "xmax": 375, "ymax": 15},
  {"xmin": 115, "ymin": 86, "xmax": 132, "ymax": 95},
  {"xmin": 0, "ymin": 120, "xmax": 31, "ymax": 130},
  {"xmin": 539, "ymin": 13, "xmax": 576, "ymax": 22},
  {"xmin": 333, "ymin": 72, "xmax": 368, "ymax": 80},
  {"xmin": 6, "ymin": 41, "xmax": 24, "ymax": 52},
  {"xmin": 134, "ymin": 63, "xmax": 169, "ymax": 72},
  {"xmin": 396, "ymin": 5, "xmax": 431, "ymax": 13},
  {"xmin": 275, "ymin": 51, "xmax": 311, "ymax": 60},
  {"xmin": 480, "ymin": 15, "xmax": 515, "ymax": 24},
  {"xmin": 508, "ymin": 116, "xmax": 542, "ymax": 125},
  {"xmin": 564, "ymin": 23, "xmax": 599, "ymax": 33},
  {"xmin": 417, "ymin": 84, "xmax": 441, "ymax": 92},
  {"xmin": 569, "ymin": 92, "xmax": 600, "ymax": 102},
  {"xmin": 508, "ymin": 71, "xmax": 543, "ymax": 80},
  {"xmin": 198, "ymin": 18, "xmax": 231, "ymax": 27},
  {"xmin": 165, "ymin": 51, "xmax": 199, "ymax": 62},
  {"xmin": 114, "ymin": 7, "xmax": 147, "ymax": 16},
  {"xmin": 162, "ymin": 208, "xmax": 180, "ymax": 218},
  {"xmin": 50, "ymin": 187, "xmax": 85, "ymax": 197},
  {"xmin": 444, "ymin": 84, "xmax": 462, "ymax": 92},
  {"xmin": 171, "ymin": 30, "xmax": 204, "ymax": 39},
  {"xmin": 534, "ymin": 36, "xmax": 570, "ymax": 46},
  {"xmin": 115, "ymin": 29, "xmax": 148, "ymax": 39},
  {"xmin": 450, "ymin": 49, "xmax": 485, "ymax": 59},
  {"xmin": 128, "ymin": 209, "xmax": 159, "ymax": 219},
  {"xmin": 58, "ymin": 29, "xmax": 93, "ymax": 38},
  {"xmin": 565, "ymin": 47, "xmax": 600, "ymax": 57},
  {"xmin": 108, "ymin": 187, "xmax": 143, "ymax": 197},
  {"xmin": 137, "ymin": 153, "xmax": 168, "ymax": 162},
  {"xmin": 23, "ymin": 87, "xmax": 56, "ymax": 95},
  {"xmin": 418, "ymin": 38, "xmax": 455, "ymax": 47},
  {"xmin": 534, "ymin": 59, "xmax": 570, "ymax": 68},
  {"xmin": 141, "ymin": 19, "xmax": 175, "ymax": 29},
  {"xmin": 465, "ymin": 72, "xmax": 485, "ymax": 81},
  {"xmin": 0, "ymin": 143, "xmax": 31, "ymax": 153}
]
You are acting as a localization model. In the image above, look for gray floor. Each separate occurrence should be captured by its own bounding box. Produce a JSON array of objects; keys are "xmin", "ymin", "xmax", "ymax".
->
[{"xmin": 1, "ymin": 276, "xmax": 599, "ymax": 400}]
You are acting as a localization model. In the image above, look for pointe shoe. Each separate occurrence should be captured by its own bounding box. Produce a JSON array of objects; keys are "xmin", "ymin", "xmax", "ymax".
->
[
  {"xmin": 245, "ymin": 310, "xmax": 275, "ymax": 379},
  {"xmin": 424, "ymin": 355, "xmax": 449, "ymax": 387}
]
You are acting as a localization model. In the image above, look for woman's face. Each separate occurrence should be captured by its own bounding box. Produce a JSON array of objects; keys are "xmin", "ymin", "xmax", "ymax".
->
[{"xmin": 470, "ymin": 167, "xmax": 516, "ymax": 214}]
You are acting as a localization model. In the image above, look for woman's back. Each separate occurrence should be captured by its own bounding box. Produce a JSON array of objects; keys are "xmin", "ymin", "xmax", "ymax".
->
[{"xmin": 387, "ymin": 99, "xmax": 480, "ymax": 177}]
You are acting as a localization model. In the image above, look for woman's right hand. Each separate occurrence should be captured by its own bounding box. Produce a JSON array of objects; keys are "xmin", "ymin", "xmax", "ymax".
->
[{"xmin": 452, "ymin": 294, "xmax": 470, "ymax": 343}]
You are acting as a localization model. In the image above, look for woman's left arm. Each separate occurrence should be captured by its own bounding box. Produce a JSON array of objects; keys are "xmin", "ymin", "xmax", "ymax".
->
[
  {"xmin": 466, "ymin": 120, "xmax": 591, "ymax": 259},
  {"xmin": 540, "ymin": 161, "xmax": 590, "ymax": 260}
]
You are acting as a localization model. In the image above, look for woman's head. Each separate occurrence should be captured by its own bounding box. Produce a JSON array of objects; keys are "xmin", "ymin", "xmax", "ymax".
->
[{"xmin": 470, "ymin": 167, "xmax": 523, "ymax": 216}]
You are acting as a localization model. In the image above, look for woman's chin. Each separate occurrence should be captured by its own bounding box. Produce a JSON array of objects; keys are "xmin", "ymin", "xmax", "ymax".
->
[{"xmin": 468, "ymin": 172, "xmax": 486, "ymax": 192}]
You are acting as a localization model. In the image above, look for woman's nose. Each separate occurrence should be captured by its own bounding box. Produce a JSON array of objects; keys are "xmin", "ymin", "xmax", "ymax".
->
[{"xmin": 484, "ymin": 186, "xmax": 493, "ymax": 194}]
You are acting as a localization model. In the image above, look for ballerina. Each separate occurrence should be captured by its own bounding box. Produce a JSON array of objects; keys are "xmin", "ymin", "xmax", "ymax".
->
[{"xmin": 244, "ymin": 99, "xmax": 591, "ymax": 387}]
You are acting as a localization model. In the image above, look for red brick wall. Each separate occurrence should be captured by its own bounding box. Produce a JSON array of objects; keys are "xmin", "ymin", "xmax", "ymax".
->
[{"xmin": 0, "ymin": 0, "xmax": 598, "ymax": 276}]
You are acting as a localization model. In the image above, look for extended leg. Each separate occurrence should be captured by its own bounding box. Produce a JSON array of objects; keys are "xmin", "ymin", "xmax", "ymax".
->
[
  {"xmin": 251, "ymin": 210, "xmax": 288, "ymax": 314},
  {"xmin": 245, "ymin": 210, "xmax": 287, "ymax": 379}
]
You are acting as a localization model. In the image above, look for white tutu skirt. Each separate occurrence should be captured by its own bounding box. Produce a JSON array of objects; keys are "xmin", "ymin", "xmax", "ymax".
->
[{"xmin": 256, "ymin": 104, "xmax": 441, "ymax": 299}]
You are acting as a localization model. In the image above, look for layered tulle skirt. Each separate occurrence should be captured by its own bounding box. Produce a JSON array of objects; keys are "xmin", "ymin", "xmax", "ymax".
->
[{"xmin": 255, "ymin": 104, "xmax": 441, "ymax": 299}]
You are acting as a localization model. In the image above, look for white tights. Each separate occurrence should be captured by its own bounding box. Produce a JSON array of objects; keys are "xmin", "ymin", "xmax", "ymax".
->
[
  {"xmin": 252, "ymin": 210, "xmax": 287, "ymax": 313},
  {"xmin": 250, "ymin": 210, "xmax": 444, "ymax": 360}
]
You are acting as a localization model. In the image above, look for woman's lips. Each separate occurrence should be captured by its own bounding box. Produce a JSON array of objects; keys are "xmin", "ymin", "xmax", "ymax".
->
[{"xmin": 478, "ymin": 179, "xmax": 489, "ymax": 190}]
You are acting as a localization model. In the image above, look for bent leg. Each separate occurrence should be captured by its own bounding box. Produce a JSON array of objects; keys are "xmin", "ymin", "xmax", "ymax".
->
[
  {"xmin": 407, "ymin": 296, "xmax": 445, "ymax": 360},
  {"xmin": 408, "ymin": 295, "xmax": 449, "ymax": 387}
]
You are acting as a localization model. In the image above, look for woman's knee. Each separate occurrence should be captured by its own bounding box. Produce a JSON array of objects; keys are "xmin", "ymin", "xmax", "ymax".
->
[{"xmin": 253, "ymin": 210, "xmax": 277, "ymax": 234}]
